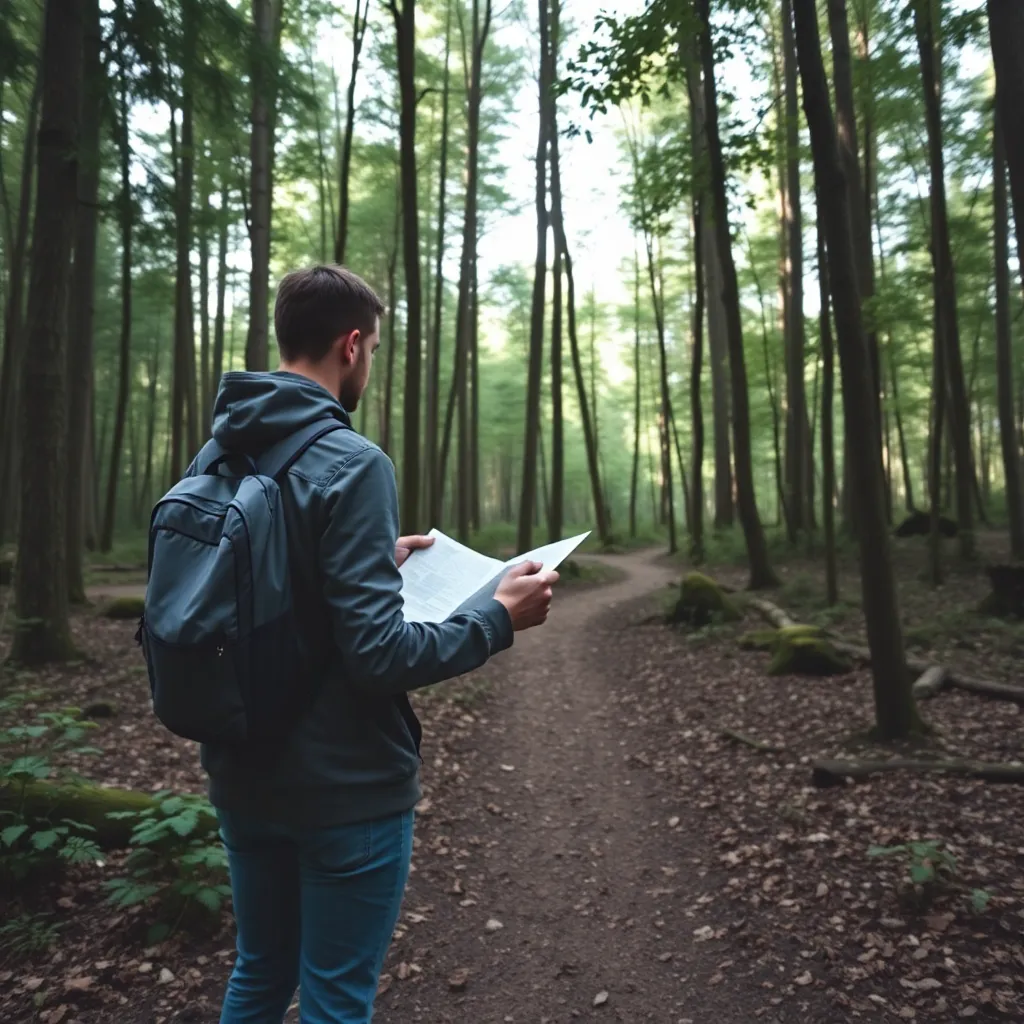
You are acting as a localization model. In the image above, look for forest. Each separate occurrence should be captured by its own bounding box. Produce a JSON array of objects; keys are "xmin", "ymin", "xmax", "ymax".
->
[{"xmin": 1, "ymin": 0, "xmax": 1023, "ymax": 1020}]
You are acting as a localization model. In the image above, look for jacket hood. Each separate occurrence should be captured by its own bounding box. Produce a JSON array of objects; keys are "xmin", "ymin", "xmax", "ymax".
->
[{"xmin": 211, "ymin": 371, "xmax": 351, "ymax": 452}]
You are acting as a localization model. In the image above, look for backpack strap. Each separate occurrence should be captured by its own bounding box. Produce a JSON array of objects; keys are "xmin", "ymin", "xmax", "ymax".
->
[{"xmin": 257, "ymin": 418, "xmax": 348, "ymax": 480}]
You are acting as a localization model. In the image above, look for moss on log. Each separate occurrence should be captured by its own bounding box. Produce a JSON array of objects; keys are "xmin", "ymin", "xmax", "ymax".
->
[
  {"xmin": 0, "ymin": 780, "xmax": 216, "ymax": 850},
  {"xmin": 667, "ymin": 572, "xmax": 741, "ymax": 627},
  {"xmin": 767, "ymin": 626, "xmax": 852, "ymax": 677},
  {"xmin": 738, "ymin": 629, "xmax": 779, "ymax": 651},
  {"xmin": 99, "ymin": 595, "xmax": 145, "ymax": 620}
]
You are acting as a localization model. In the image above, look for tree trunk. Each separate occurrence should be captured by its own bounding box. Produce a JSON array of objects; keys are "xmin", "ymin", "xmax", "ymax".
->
[
  {"xmin": 989, "ymin": 0, "xmax": 1024, "ymax": 293},
  {"xmin": 828, "ymin": 0, "xmax": 882, "ymax": 536},
  {"xmin": 245, "ymin": 0, "xmax": 283, "ymax": 372},
  {"xmin": 139, "ymin": 339, "xmax": 161, "ymax": 523},
  {"xmin": 689, "ymin": 187, "xmax": 706, "ymax": 563},
  {"xmin": 100, "ymin": 53, "xmax": 135, "ymax": 554},
  {"xmin": 212, "ymin": 184, "xmax": 229, "ymax": 388},
  {"xmin": 794, "ymin": 0, "xmax": 919, "ymax": 738},
  {"xmin": 629, "ymin": 253, "xmax": 641, "ymax": 540},
  {"xmin": 914, "ymin": 0, "xmax": 975, "ymax": 561},
  {"xmin": 816, "ymin": 184, "xmax": 838, "ymax": 606},
  {"xmin": 993, "ymin": 117, "xmax": 1024, "ymax": 558},
  {"xmin": 425, "ymin": 0, "xmax": 452, "ymax": 528},
  {"xmin": 0, "ymin": 72, "xmax": 41, "ymax": 549},
  {"xmin": 389, "ymin": 0, "xmax": 425, "ymax": 532},
  {"xmin": 198, "ymin": 152, "xmax": 211, "ymax": 436},
  {"xmin": 516, "ymin": 0, "xmax": 550, "ymax": 554},
  {"xmin": 66, "ymin": 0, "xmax": 102, "ymax": 603},
  {"xmin": 381, "ymin": 195, "xmax": 400, "ymax": 455},
  {"xmin": 335, "ymin": 0, "xmax": 368, "ymax": 264},
  {"xmin": 644, "ymin": 233, "xmax": 676, "ymax": 554},
  {"xmin": 781, "ymin": 0, "xmax": 807, "ymax": 540},
  {"xmin": 9, "ymin": 0, "xmax": 84, "ymax": 666},
  {"xmin": 697, "ymin": 0, "xmax": 777, "ymax": 588}
]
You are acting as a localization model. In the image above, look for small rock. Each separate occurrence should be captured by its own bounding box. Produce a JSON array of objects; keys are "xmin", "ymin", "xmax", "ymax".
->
[
  {"xmin": 658, "ymin": 952, "xmax": 674, "ymax": 963},
  {"xmin": 668, "ymin": 816, "xmax": 680, "ymax": 828},
  {"xmin": 64, "ymin": 976, "xmax": 94, "ymax": 993},
  {"xmin": 448, "ymin": 968, "xmax": 470, "ymax": 992},
  {"xmin": 593, "ymin": 990, "xmax": 609, "ymax": 1007},
  {"xmin": 157, "ymin": 968, "xmax": 174, "ymax": 985},
  {"xmin": 485, "ymin": 918, "xmax": 504, "ymax": 933},
  {"xmin": 137, "ymin": 963, "xmax": 153, "ymax": 975},
  {"xmin": 816, "ymin": 883, "xmax": 829, "ymax": 898},
  {"xmin": 795, "ymin": 971, "xmax": 813, "ymax": 987}
]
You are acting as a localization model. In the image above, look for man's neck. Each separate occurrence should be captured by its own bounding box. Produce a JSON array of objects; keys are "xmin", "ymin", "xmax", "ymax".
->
[{"xmin": 278, "ymin": 360, "xmax": 341, "ymax": 401}]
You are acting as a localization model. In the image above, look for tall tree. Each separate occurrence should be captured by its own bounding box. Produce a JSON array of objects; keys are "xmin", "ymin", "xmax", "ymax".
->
[
  {"xmin": 387, "ymin": 0, "xmax": 425, "ymax": 531},
  {"xmin": 628, "ymin": 252, "xmax": 641, "ymax": 540},
  {"xmin": 245, "ymin": 0, "xmax": 283, "ymax": 372},
  {"xmin": 914, "ymin": 0, "xmax": 975, "ymax": 560},
  {"xmin": 212, "ymin": 182, "xmax": 230, "ymax": 388},
  {"xmin": 993, "ymin": 117, "xmax": 1024, "ymax": 558},
  {"xmin": 66, "ymin": 0, "xmax": 102, "ymax": 601},
  {"xmin": 794, "ymin": 0, "xmax": 918, "ymax": 738},
  {"xmin": 10, "ymin": 0, "xmax": 84, "ymax": 665},
  {"xmin": 335, "ymin": 0, "xmax": 369, "ymax": 265},
  {"xmin": 697, "ymin": 0, "xmax": 777, "ymax": 588},
  {"xmin": 781, "ymin": 0, "xmax": 808, "ymax": 539},
  {"xmin": 0, "ymin": 71, "xmax": 41, "ymax": 548},
  {"xmin": 828, "ymin": 0, "xmax": 881, "ymax": 532},
  {"xmin": 816, "ymin": 184, "xmax": 838, "ymax": 606},
  {"xmin": 688, "ymin": 72, "xmax": 706, "ymax": 562},
  {"xmin": 516, "ymin": 0, "xmax": 549, "ymax": 554},
  {"xmin": 988, "ymin": 1, "xmax": 1024, "ymax": 296},
  {"xmin": 425, "ymin": 0, "xmax": 452, "ymax": 528},
  {"xmin": 548, "ymin": 0, "xmax": 565, "ymax": 544},
  {"xmin": 101, "ymin": 18, "xmax": 136, "ymax": 553}
]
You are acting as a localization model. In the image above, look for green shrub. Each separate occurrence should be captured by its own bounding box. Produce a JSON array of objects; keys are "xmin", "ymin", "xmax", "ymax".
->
[{"xmin": 99, "ymin": 595, "xmax": 145, "ymax": 620}]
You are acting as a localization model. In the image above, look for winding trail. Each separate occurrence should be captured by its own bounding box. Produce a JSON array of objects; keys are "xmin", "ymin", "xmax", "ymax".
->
[{"xmin": 377, "ymin": 551, "xmax": 749, "ymax": 1023}]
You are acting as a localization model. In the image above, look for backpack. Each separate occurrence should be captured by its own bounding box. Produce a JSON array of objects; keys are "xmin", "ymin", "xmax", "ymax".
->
[{"xmin": 137, "ymin": 419, "xmax": 346, "ymax": 745}]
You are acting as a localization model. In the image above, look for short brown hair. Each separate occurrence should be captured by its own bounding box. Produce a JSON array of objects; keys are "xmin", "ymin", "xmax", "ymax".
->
[{"xmin": 274, "ymin": 265, "xmax": 385, "ymax": 362}]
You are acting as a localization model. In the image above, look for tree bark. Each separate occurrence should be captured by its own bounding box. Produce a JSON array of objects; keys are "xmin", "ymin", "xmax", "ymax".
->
[
  {"xmin": 388, "ymin": 0, "xmax": 425, "ymax": 532},
  {"xmin": 245, "ymin": 0, "xmax": 283, "ymax": 372},
  {"xmin": 548, "ymin": 0, "xmax": 565, "ymax": 543},
  {"xmin": 793, "ymin": 0, "xmax": 919, "ymax": 738},
  {"xmin": 781, "ymin": 0, "xmax": 807, "ymax": 539},
  {"xmin": 816, "ymin": 187, "xmax": 838, "ymax": 606},
  {"xmin": 697, "ymin": 0, "xmax": 777, "ymax": 588},
  {"xmin": 335, "ymin": 0, "xmax": 368, "ymax": 264},
  {"xmin": 629, "ymin": 253, "xmax": 641, "ymax": 540},
  {"xmin": 66, "ymin": 0, "xmax": 102, "ymax": 603},
  {"xmin": 198, "ymin": 150, "xmax": 211, "ymax": 436},
  {"xmin": 516, "ymin": 0, "xmax": 550, "ymax": 554},
  {"xmin": 914, "ymin": 0, "xmax": 975, "ymax": 561},
  {"xmin": 828, "ymin": 0, "xmax": 882, "ymax": 536},
  {"xmin": 100, "ymin": 49, "xmax": 135, "ymax": 554},
  {"xmin": 0, "ymin": 72, "xmax": 41, "ymax": 549},
  {"xmin": 989, "ymin": 0, "xmax": 1024, "ymax": 292},
  {"xmin": 425, "ymin": 0, "xmax": 452, "ymax": 528},
  {"xmin": 993, "ymin": 118, "xmax": 1024, "ymax": 558},
  {"xmin": 9, "ymin": 0, "xmax": 84, "ymax": 666},
  {"xmin": 212, "ymin": 183, "xmax": 229, "ymax": 388}
]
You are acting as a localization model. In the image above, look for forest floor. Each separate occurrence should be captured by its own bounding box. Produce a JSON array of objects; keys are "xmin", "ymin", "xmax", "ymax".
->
[{"xmin": 1, "ymin": 539, "xmax": 1023, "ymax": 1023}]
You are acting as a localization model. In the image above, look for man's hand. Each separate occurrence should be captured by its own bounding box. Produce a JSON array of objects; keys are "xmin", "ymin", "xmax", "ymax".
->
[
  {"xmin": 494, "ymin": 560, "xmax": 559, "ymax": 631},
  {"xmin": 395, "ymin": 534, "xmax": 434, "ymax": 568}
]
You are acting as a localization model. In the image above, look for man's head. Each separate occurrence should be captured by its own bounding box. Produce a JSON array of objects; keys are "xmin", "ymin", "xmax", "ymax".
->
[{"xmin": 274, "ymin": 265, "xmax": 385, "ymax": 410}]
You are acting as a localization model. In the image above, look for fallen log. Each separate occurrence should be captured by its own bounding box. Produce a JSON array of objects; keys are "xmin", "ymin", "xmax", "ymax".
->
[
  {"xmin": 812, "ymin": 758, "xmax": 1024, "ymax": 788},
  {"xmin": 912, "ymin": 666, "xmax": 948, "ymax": 699},
  {"xmin": 720, "ymin": 728, "xmax": 789, "ymax": 754},
  {"xmin": 0, "ymin": 780, "xmax": 217, "ymax": 851},
  {"xmin": 747, "ymin": 597, "xmax": 1024, "ymax": 706}
]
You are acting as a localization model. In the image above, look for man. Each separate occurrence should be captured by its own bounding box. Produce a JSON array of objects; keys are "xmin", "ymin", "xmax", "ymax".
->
[{"xmin": 205, "ymin": 265, "xmax": 558, "ymax": 1023}]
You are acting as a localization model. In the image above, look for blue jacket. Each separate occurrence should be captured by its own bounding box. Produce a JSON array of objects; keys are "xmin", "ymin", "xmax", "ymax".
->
[{"xmin": 198, "ymin": 371, "xmax": 513, "ymax": 825}]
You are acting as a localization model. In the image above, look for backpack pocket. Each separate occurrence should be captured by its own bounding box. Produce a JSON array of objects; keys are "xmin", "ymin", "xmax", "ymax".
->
[{"xmin": 141, "ymin": 627, "xmax": 247, "ymax": 744}]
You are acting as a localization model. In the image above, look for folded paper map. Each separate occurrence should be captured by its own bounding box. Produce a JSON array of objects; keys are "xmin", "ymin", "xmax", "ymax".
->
[{"xmin": 398, "ymin": 529, "xmax": 591, "ymax": 623}]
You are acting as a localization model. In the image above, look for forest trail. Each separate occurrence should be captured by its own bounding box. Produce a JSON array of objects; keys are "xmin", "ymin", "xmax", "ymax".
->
[{"xmin": 376, "ymin": 550, "xmax": 755, "ymax": 1023}]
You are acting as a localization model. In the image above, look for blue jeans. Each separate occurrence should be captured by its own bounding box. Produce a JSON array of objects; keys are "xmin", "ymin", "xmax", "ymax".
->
[{"xmin": 217, "ymin": 808, "xmax": 414, "ymax": 1024}]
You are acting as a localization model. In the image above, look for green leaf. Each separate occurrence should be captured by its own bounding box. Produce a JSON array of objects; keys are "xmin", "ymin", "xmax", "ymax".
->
[
  {"xmin": 168, "ymin": 810, "xmax": 199, "ymax": 837},
  {"xmin": 909, "ymin": 862, "xmax": 934, "ymax": 885},
  {"xmin": 193, "ymin": 887, "xmax": 223, "ymax": 913},
  {"xmin": 6, "ymin": 756, "xmax": 51, "ymax": 780},
  {"xmin": 146, "ymin": 922, "xmax": 171, "ymax": 945},
  {"xmin": 30, "ymin": 830, "xmax": 60, "ymax": 852},
  {"xmin": 1, "ymin": 824, "xmax": 29, "ymax": 847}
]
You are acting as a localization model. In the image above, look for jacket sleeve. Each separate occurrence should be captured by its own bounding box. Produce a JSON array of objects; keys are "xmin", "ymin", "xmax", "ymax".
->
[{"xmin": 319, "ymin": 445, "xmax": 513, "ymax": 696}]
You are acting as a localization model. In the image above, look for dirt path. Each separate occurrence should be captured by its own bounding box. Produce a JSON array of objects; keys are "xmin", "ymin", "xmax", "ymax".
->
[{"xmin": 376, "ymin": 551, "xmax": 760, "ymax": 1023}]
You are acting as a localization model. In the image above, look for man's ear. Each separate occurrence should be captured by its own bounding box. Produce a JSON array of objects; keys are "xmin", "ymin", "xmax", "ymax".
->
[{"xmin": 338, "ymin": 328, "xmax": 361, "ymax": 365}]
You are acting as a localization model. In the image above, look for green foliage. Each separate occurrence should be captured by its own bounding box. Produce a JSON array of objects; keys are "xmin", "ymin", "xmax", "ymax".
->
[
  {"xmin": 104, "ymin": 791, "xmax": 230, "ymax": 941},
  {"xmin": 868, "ymin": 839, "xmax": 957, "ymax": 888},
  {"xmin": 0, "ymin": 698, "xmax": 104, "ymax": 879},
  {"xmin": 0, "ymin": 912, "xmax": 63, "ymax": 958},
  {"xmin": 767, "ymin": 626, "xmax": 852, "ymax": 677}
]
